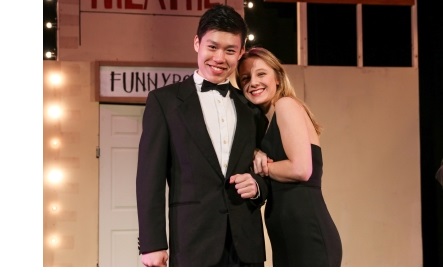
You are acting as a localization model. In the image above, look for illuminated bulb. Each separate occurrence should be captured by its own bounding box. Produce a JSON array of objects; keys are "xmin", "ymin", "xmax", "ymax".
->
[
  {"xmin": 248, "ymin": 34, "xmax": 255, "ymax": 41},
  {"xmin": 47, "ymin": 105, "xmax": 62, "ymax": 120},
  {"xmin": 45, "ymin": 51, "xmax": 53, "ymax": 59},
  {"xmin": 48, "ymin": 169, "xmax": 63, "ymax": 184},
  {"xmin": 49, "ymin": 73, "xmax": 62, "ymax": 86},
  {"xmin": 50, "ymin": 138, "xmax": 61, "ymax": 149},
  {"xmin": 247, "ymin": 2, "xmax": 254, "ymax": 8},
  {"xmin": 50, "ymin": 235, "xmax": 59, "ymax": 247},
  {"xmin": 46, "ymin": 22, "xmax": 54, "ymax": 29},
  {"xmin": 50, "ymin": 204, "xmax": 59, "ymax": 212}
]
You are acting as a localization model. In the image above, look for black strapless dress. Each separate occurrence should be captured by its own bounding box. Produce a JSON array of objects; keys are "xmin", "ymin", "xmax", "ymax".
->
[{"xmin": 261, "ymin": 114, "xmax": 342, "ymax": 267}]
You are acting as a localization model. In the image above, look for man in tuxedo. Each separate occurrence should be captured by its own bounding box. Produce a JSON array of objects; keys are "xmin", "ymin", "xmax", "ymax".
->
[{"xmin": 136, "ymin": 4, "xmax": 268, "ymax": 267}]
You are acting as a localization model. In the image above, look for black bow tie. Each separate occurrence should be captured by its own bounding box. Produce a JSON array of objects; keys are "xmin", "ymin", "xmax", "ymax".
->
[{"xmin": 201, "ymin": 80, "xmax": 230, "ymax": 97}]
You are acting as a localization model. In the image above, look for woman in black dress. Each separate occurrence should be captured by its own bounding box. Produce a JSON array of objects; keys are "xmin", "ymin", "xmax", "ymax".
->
[{"xmin": 236, "ymin": 47, "xmax": 342, "ymax": 266}]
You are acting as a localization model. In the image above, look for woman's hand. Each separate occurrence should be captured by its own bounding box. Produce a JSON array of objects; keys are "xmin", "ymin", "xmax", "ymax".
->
[{"xmin": 253, "ymin": 149, "xmax": 273, "ymax": 177}]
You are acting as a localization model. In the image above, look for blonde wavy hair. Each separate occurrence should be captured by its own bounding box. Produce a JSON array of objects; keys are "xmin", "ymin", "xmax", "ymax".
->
[{"xmin": 236, "ymin": 47, "xmax": 322, "ymax": 135}]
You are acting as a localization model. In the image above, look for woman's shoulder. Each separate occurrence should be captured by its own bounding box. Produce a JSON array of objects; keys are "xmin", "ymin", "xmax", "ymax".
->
[{"xmin": 275, "ymin": 96, "xmax": 304, "ymax": 113}]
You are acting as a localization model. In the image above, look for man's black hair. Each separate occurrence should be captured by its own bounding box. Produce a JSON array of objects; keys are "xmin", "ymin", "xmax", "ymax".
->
[{"xmin": 196, "ymin": 4, "xmax": 248, "ymax": 48}]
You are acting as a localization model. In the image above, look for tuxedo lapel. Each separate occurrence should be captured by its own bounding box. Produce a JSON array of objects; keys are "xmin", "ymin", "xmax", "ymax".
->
[
  {"xmin": 226, "ymin": 90, "xmax": 253, "ymax": 176},
  {"xmin": 176, "ymin": 78, "xmax": 224, "ymax": 178}
]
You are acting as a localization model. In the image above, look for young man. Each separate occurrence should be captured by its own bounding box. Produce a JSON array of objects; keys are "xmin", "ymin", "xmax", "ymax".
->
[{"xmin": 136, "ymin": 4, "xmax": 268, "ymax": 267}]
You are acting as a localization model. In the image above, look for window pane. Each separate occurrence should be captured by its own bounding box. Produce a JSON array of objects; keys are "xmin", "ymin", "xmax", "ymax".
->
[
  {"xmin": 308, "ymin": 4, "xmax": 357, "ymax": 66},
  {"xmin": 363, "ymin": 5, "xmax": 412, "ymax": 67}
]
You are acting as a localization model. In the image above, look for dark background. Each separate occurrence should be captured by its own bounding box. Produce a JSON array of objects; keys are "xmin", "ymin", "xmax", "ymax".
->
[
  {"xmin": 43, "ymin": 1, "xmax": 57, "ymax": 59},
  {"xmin": 43, "ymin": 0, "xmax": 443, "ymax": 266},
  {"xmin": 416, "ymin": 0, "xmax": 443, "ymax": 267}
]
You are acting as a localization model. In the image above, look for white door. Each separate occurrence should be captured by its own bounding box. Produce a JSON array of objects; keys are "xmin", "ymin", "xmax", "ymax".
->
[{"xmin": 99, "ymin": 104, "xmax": 145, "ymax": 267}]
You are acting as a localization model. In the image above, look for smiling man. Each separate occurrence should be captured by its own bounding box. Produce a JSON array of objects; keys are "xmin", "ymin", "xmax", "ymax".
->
[{"xmin": 136, "ymin": 4, "xmax": 268, "ymax": 267}]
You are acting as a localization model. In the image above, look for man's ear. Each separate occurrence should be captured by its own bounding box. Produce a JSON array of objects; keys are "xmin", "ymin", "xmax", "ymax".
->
[
  {"xmin": 193, "ymin": 35, "xmax": 200, "ymax": 53},
  {"xmin": 238, "ymin": 45, "xmax": 246, "ymax": 60}
]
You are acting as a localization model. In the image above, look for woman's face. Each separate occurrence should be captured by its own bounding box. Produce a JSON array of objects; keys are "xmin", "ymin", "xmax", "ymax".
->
[{"xmin": 238, "ymin": 57, "xmax": 279, "ymax": 108}]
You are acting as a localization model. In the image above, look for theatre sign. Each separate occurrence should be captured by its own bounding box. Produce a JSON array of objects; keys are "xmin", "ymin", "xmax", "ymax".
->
[{"xmin": 84, "ymin": 0, "xmax": 229, "ymax": 15}]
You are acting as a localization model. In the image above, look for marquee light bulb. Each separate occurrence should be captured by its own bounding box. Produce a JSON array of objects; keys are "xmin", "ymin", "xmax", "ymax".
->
[
  {"xmin": 48, "ymin": 169, "xmax": 63, "ymax": 184},
  {"xmin": 50, "ymin": 203, "xmax": 59, "ymax": 213},
  {"xmin": 47, "ymin": 105, "xmax": 62, "ymax": 120},
  {"xmin": 50, "ymin": 138, "xmax": 61, "ymax": 149},
  {"xmin": 49, "ymin": 73, "xmax": 62, "ymax": 86},
  {"xmin": 49, "ymin": 235, "xmax": 59, "ymax": 247}
]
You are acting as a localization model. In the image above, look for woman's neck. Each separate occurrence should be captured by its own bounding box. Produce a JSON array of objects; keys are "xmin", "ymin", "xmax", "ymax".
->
[{"xmin": 260, "ymin": 103, "xmax": 274, "ymax": 122}]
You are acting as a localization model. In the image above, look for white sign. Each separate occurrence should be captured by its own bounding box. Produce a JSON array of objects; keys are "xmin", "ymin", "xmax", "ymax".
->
[{"xmin": 99, "ymin": 65, "xmax": 195, "ymax": 100}]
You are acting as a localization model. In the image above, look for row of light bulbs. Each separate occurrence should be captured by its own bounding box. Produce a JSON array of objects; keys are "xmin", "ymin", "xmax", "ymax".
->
[
  {"xmin": 245, "ymin": 2, "xmax": 255, "ymax": 42},
  {"xmin": 46, "ymin": 6, "xmax": 63, "ymax": 249},
  {"xmin": 45, "ymin": 21, "xmax": 57, "ymax": 59},
  {"xmin": 44, "ymin": 0, "xmax": 57, "ymax": 59},
  {"xmin": 45, "ymin": 71, "xmax": 64, "ymax": 248}
]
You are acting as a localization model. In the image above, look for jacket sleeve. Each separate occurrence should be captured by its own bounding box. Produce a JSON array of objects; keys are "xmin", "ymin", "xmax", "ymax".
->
[
  {"xmin": 136, "ymin": 92, "xmax": 169, "ymax": 254},
  {"xmin": 249, "ymin": 172, "xmax": 268, "ymax": 207}
]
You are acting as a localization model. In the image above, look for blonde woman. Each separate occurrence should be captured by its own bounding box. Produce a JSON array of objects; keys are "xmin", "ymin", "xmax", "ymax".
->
[{"xmin": 236, "ymin": 47, "xmax": 342, "ymax": 266}]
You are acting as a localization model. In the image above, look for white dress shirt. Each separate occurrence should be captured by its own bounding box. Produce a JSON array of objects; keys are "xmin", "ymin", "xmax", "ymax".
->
[{"xmin": 193, "ymin": 71, "xmax": 236, "ymax": 177}]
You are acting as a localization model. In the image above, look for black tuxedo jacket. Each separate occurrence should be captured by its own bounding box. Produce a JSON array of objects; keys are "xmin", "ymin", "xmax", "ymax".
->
[{"xmin": 136, "ymin": 76, "xmax": 268, "ymax": 266}]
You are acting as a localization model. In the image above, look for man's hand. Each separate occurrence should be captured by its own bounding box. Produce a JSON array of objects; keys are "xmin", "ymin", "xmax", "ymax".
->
[
  {"xmin": 141, "ymin": 250, "xmax": 168, "ymax": 267},
  {"xmin": 229, "ymin": 173, "xmax": 258, "ymax": 199}
]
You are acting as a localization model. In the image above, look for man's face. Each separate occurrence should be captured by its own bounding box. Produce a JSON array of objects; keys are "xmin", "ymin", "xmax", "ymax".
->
[{"xmin": 194, "ymin": 30, "xmax": 245, "ymax": 84}]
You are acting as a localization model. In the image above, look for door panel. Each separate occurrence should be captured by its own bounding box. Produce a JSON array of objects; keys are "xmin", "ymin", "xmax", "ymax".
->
[{"xmin": 99, "ymin": 104, "xmax": 145, "ymax": 267}]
